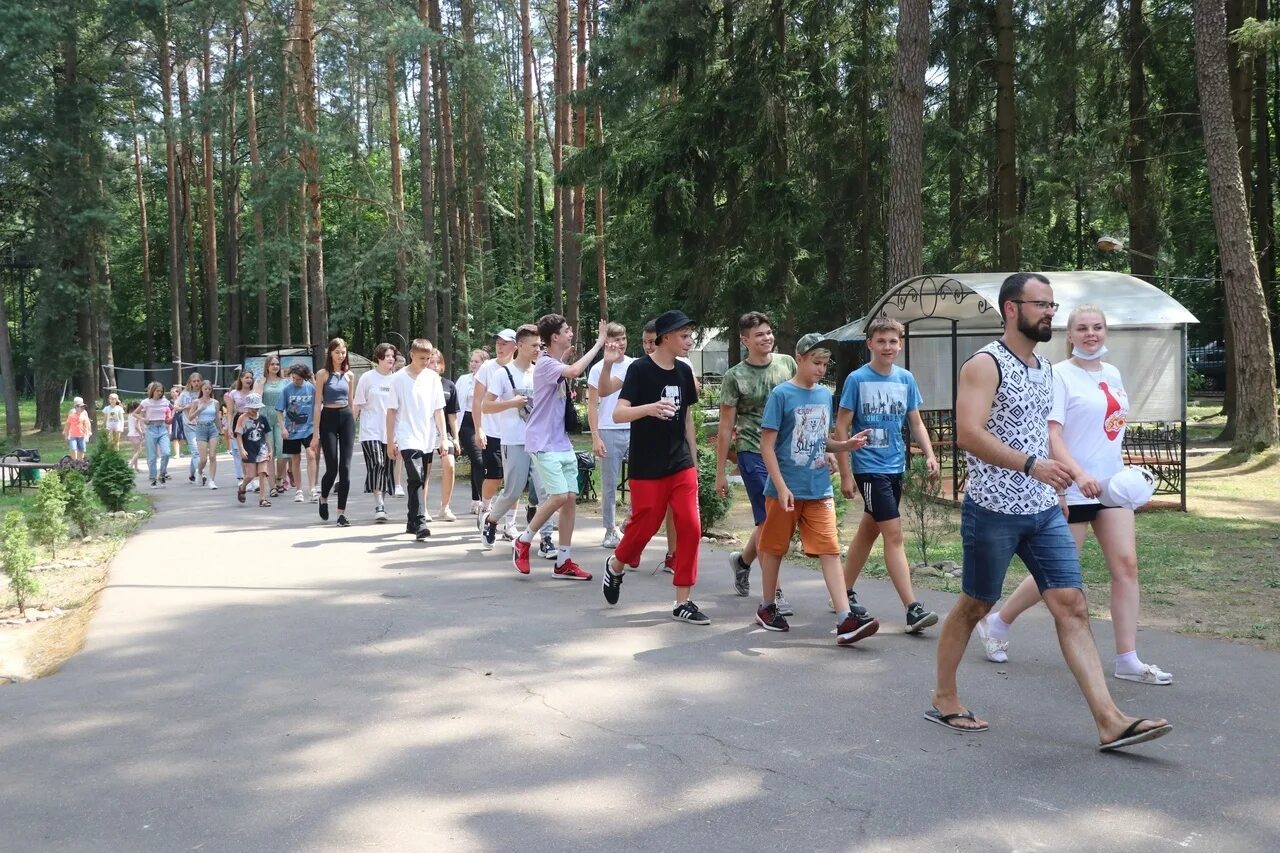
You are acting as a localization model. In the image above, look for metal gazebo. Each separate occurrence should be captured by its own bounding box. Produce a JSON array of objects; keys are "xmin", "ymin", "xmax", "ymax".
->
[{"xmin": 840, "ymin": 271, "xmax": 1199, "ymax": 510}]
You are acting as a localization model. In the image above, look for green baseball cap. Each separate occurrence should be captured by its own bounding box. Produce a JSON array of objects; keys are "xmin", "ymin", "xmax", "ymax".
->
[{"xmin": 796, "ymin": 333, "xmax": 840, "ymax": 357}]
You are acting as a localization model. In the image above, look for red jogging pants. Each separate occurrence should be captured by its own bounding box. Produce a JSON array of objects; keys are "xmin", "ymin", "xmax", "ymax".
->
[{"xmin": 615, "ymin": 467, "xmax": 701, "ymax": 587}]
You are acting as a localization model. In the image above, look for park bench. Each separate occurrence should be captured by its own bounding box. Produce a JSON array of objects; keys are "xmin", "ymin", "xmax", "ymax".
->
[{"xmin": 0, "ymin": 453, "xmax": 63, "ymax": 495}]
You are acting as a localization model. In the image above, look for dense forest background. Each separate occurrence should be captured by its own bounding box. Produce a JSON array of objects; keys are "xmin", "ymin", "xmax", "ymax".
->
[{"xmin": 1, "ymin": 0, "xmax": 1278, "ymax": 445}]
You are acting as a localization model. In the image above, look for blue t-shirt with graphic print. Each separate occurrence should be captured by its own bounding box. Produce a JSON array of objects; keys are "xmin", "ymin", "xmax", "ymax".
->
[
  {"xmin": 838, "ymin": 364, "xmax": 923, "ymax": 474},
  {"xmin": 761, "ymin": 382, "xmax": 835, "ymax": 500}
]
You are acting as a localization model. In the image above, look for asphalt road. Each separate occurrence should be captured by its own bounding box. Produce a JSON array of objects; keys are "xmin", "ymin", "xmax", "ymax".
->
[{"xmin": 1, "ymin": 459, "xmax": 1276, "ymax": 852}]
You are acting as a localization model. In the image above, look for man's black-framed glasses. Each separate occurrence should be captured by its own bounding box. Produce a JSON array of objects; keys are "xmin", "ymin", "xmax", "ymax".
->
[{"xmin": 1011, "ymin": 299, "xmax": 1059, "ymax": 311}]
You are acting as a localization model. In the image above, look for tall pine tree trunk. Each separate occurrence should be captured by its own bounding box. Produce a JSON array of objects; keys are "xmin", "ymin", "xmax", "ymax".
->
[
  {"xmin": 995, "ymin": 0, "xmax": 1019, "ymax": 269},
  {"xmin": 177, "ymin": 49, "xmax": 199, "ymax": 361},
  {"xmin": 886, "ymin": 0, "xmax": 928, "ymax": 286},
  {"xmin": 521, "ymin": 0, "xmax": 536, "ymax": 288},
  {"xmin": 131, "ymin": 101, "xmax": 155, "ymax": 369},
  {"xmin": 223, "ymin": 30, "xmax": 241, "ymax": 363},
  {"xmin": 1193, "ymin": 0, "xmax": 1280, "ymax": 450},
  {"xmin": 199, "ymin": 27, "xmax": 219, "ymax": 363},
  {"xmin": 946, "ymin": 0, "xmax": 963, "ymax": 271},
  {"xmin": 158, "ymin": 18, "xmax": 184, "ymax": 380},
  {"xmin": 388, "ymin": 51, "xmax": 410, "ymax": 338},
  {"xmin": 1126, "ymin": 0, "xmax": 1158, "ymax": 283},
  {"xmin": 241, "ymin": 0, "xmax": 268, "ymax": 346},
  {"xmin": 0, "ymin": 274, "xmax": 18, "ymax": 439},
  {"xmin": 417, "ymin": 0, "xmax": 438, "ymax": 345},
  {"xmin": 295, "ymin": 0, "xmax": 327, "ymax": 361},
  {"xmin": 429, "ymin": 0, "xmax": 464, "ymax": 359},
  {"xmin": 591, "ymin": 0, "xmax": 606, "ymax": 317},
  {"xmin": 1255, "ymin": 0, "xmax": 1275, "ymax": 311},
  {"xmin": 554, "ymin": 0, "xmax": 570, "ymax": 315}
]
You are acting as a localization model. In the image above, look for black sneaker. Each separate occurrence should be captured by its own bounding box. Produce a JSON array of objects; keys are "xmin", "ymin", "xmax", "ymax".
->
[
  {"xmin": 150, "ymin": 478, "xmax": 158, "ymax": 488},
  {"xmin": 672, "ymin": 600, "xmax": 711, "ymax": 625},
  {"xmin": 336, "ymin": 514, "xmax": 349, "ymax": 528},
  {"xmin": 602, "ymin": 562, "xmax": 624, "ymax": 606},
  {"xmin": 319, "ymin": 502, "xmax": 330, "ymax": 521},
  {"xmin": 847, "ymin": 588, "xmax": 868, "ymax": 619},
  {"xmin": 482, "ymin": 518, "xmax": 498, "ymax": 550},
  {"xmin": 415, "ymin": 524, "xmax": 431, "ymax": 540},
  {"xmin": 836, "ymin": 613, "xmax": 880, "ymax": 645},
  {"xmin": 730, "ymin": 551, "xmax": 750, "ymax": 597},
  {"xmin": 905, "ymin": 602, "xmax": 939, "ymax": 634},
  {"xmin": 756, "ymin": 602, "xmax": 789, "ymax": 632},
  {"xmin": 539, "ymin": 534, "xmax": 557, "ymax": 560},
  {"xmin": 189, "ymin": 474, "xmax": 196, "ymax": 484}
]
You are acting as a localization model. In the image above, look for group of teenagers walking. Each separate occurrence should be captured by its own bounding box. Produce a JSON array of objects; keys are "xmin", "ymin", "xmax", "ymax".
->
[{"xmin": 125, "ymin": 270, "xmax": 1171, "ymax": 752}]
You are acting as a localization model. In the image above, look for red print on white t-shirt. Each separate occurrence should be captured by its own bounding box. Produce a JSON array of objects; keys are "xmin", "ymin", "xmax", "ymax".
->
[{"xmin": 1099, "ymin": 382, "xmax": 1126, "ymax": 441}]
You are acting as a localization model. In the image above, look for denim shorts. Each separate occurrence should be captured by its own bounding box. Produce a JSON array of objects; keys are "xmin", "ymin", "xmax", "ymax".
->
[
  {"xmin": 736, "ymin": 450, "xmax": 770, "ymax": 525},
  {"xmin": 67, "ymin": 437, "xmax": 86, "ymax": 453},
  {"xmin": 961, "ymin": 497, "xmax": 1083, "ymax": 603},
  {"xmin": 532, "ymin": 450, "xmax": 578, "ymax": 496},
  {"xmin": 191, "ymin": 422, "xmax": 220, "ymax": 443}
]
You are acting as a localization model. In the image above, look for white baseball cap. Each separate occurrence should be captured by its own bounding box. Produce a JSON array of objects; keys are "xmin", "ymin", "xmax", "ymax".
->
[
  {"xmin": 495, "ymin": 329, "xmax": 518, "ymax": 343},
  {"xmin": 73, "ymin": 396, "xmax": 85, "ymax": 407},
  {"xmin": 1099, "ymin": 467, "xmax": 1157, "ymax": 511}
]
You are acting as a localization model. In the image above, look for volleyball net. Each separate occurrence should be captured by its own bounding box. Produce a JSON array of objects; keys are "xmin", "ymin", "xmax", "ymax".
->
[{"xmin": 103, "ymin": 361, "xmax": 245, "ymax": 397}]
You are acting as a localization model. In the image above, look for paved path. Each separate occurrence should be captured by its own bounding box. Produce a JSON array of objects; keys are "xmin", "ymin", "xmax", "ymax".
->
[{"xmin": 2, "ymin": 458, "xmax": 1277, "ymax": 852}]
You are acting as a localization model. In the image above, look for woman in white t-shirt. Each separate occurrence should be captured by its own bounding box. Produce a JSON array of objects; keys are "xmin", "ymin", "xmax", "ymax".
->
[
  {"xmin": 354, "ymin": 342, "xmax": 398, "ymax": 523},
  {"xmin": 979, "ymin": 304, "xmax": 1171, "ymax": 685}
]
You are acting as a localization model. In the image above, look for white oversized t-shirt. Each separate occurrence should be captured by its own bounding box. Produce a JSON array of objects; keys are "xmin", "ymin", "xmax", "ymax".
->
[
  {"xmin": 354, "ymin": 369, "xmax": 396, "ymax": 442},
  {"xmin": 587, "ymin": 356, "xmax": 635, "ymax": 431},
  {"xmin": 386, "ymin": 367, "xmax": 446, "ymax": 451},
  {"xmin": 488, "ymin": 361, "xmax": 535, "ymax": 446},
  {"xmin": 1050, "ymin": 360, "xmax": 1129, "ymax": 506},
  {"xmin": 472, "ymin": 359, "xmax": 506, "ymax": 439}
]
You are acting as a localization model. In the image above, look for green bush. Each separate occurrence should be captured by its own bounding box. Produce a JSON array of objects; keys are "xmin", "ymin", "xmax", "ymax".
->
[
  {"xmin": 900, "ymin": 455, "xmax": 949, "ymax": 566},
  {"xmin": 697, "ymin": 446, "xmax": 730, "ymax": 531},
  {"xmin": 2, "ymin": 511, "xmax": 40, "ymax": 615},
  {"xmin": 88, "ymin": 443, "xmax": 135, "ymax": 512},
  {"xmin": 60, "ymin": 470, "xmax": 97, "ymax": 538},
  {"xmin": 31, "ymin": 472, "xmax": 68, "ymax": 557}
]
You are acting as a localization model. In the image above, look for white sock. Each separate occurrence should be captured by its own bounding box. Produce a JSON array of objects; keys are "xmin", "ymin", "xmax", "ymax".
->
[
  {"xmin": 556, "ymin": 546, "xmax": 570, "ymax": 567},
  {"xmin": 1115, "ymin": 651, "xmax": 1143, "ymax": 673},
  {"xmin": 518, "ymin": 528, "xmax": 534, "ymax": 544},
  {"xmin": 985, "ymin": 612, "xmax": 1012, "ymax": 641}
]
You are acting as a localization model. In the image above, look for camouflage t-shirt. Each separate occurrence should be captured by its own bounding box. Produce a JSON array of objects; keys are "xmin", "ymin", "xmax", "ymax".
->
[{"xmin": 720, "ymin": 354, "xmax": 797, "ymax": 453}]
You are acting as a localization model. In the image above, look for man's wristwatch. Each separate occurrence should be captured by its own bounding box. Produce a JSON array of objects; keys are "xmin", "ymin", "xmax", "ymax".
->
[{"xmin": 1023, "ymin": 455, "xmax": 1036, "ymax": 475}]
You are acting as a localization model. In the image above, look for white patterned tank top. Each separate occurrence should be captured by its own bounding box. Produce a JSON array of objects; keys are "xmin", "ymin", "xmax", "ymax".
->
[{"xmin": 964, "ymin": 340, "xmax": 1057, "ymax": 515}]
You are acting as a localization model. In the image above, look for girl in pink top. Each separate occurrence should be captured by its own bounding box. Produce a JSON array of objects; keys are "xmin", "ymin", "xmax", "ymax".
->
[{"xmin": 63, "ymin": 397, "xmax": 92, "ymax": 460}]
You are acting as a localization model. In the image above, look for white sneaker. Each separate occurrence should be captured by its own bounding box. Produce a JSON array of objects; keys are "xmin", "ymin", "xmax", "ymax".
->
[
  {"xmin": 441, "ymin": 507, "xmax": 456, "ymax": 522},
  {"xmin": 208, "ymin": 480, "xmax": 219, "ymax": 490},
  {"xmin": 1115, "ymin": 663, "xmax": 1173, "ymax": 685},
  {"xmin": 976, "ymin": 617, "xmax": 1009, "ymax": 663},
  {"xmin": 374, "ymin": 505, "xmax": 387, "ymax": 523},
  {"xmin": 394, "ymin": 485, "xmax": 406, "ymax": 497},
  {"xmin": 247, "ymin": 480, "xmax": 259, "ymax": 492},
  {"xmin": 501, "ymin": 521, "xmax": 518, "ymax": 541},
  {"xmin": 294, "ymin": 490, "xmax": 305, "ymax": 503},
  {"xmin": 470, "ymin": 500, "xmax": 482, "ymax": 516},
  {"xmin": 602, "ymin": 528, "xmax": 621, "ymax": 549}
]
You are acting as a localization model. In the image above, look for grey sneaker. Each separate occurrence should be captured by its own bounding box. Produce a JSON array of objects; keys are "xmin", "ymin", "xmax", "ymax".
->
[
  {"xmin": 848, "ymin": 588, "xmax": 868, "ymax": 618},
  {"xmin": 905, "ymin": 602, "xmax": 939, "ymax": 634},
  {"xmin": 729, "ymin": 551, "xmax": 750, "ymax": 597},
  {"xmin": 774, "ymin": 588, "xmax": 794, "ymax": 617},
  {"xmin": 602, "ymin": 528, "xmax": 621, "ymax": 549}
]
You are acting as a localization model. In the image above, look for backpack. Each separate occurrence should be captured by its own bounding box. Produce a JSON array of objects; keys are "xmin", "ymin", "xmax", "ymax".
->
[{"xmin": 562, "ymin": 378, "xmax": 581, "ymax": 434}]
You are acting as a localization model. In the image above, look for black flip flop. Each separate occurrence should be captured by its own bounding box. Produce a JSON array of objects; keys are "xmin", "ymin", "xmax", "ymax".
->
[
  {"xmin": 1099, "ymin": 719, "xmax": 1173, "ymax": 752},
  {"xmin": 924, "ymin": 707, "xmax": 989, "ymax": 733},
  {"xmin": 237, "ymin": 487, "xmax": 246, "ymax": 504}
]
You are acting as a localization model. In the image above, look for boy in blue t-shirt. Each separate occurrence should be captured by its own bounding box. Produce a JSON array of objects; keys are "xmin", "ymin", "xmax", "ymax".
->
[
  {"xmin": 756, "ymin": 334, "xmax": 875, "ymax": 643},
  {"xmin": 276, "ymin": 364, "xmax": 318, "ymax": 503},
  {"xmin": 835, "ymin": 317, "xmax": 940, "ymax": 633}
]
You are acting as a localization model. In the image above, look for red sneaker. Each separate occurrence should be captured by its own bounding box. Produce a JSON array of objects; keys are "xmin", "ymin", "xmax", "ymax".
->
[
  {"xmin": 662, "ymin": 554, "xmax": 676, "ymax": 575},
  {"xmin": 552, "ymin": 559, "xmax": 592, "ymax": 581},
  {"xmin": 512, "ymin": 537, "xmax": 532, "ymax": 574}
]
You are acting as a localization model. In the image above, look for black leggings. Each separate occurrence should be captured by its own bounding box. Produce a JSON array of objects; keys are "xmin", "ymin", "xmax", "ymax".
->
[
  {"xmin": 459, "ymin": 412, "xmax": 485, "ymax": 501},
  {"xmin": 319, "ymin": 406, "xmax": 354, "ymax": 508}
]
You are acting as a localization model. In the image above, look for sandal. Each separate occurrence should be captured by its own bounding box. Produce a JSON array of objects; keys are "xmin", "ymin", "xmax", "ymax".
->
[
  {"xmin": 259, "ymin": 499, "xmax": 272, "ymax": 507},
  {"xmin": 1099, "ymin": 719, "xmax": 1173, "ymax": 752},
  {"xmin": 924, "ymin": 707, "xmax": 989, "ymax": 733},
  {"xmin": 269, "ymin": 487, "xmax": 279, "ymax": 498},
  {"xmin": 237, "ymin": 487, "xmax": 246, "ymax": 504}
]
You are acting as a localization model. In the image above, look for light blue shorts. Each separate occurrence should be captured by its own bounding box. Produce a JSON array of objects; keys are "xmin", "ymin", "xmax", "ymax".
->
[{"xmin": 532, "ymin": 450, "xmax": 579, "ymax": 496}]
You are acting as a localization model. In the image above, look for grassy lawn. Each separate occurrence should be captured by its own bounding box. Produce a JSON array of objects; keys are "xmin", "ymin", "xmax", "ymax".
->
[{"xmin": 2, "ymin": 398, "xmax": 84, "ymax": 462}]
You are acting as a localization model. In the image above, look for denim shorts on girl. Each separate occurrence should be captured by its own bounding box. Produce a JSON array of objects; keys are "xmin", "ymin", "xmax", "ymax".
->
[
  {"xmin": 191, "ymin": 422, "xmax": 220, "ymax": 443},
  {"xmin": 960, "ymin": 497, "xmax": 1083, "ymax": 603},
  {"xmin": 67, "ymin": 437, "xmax": 86, "ymax": 453}
]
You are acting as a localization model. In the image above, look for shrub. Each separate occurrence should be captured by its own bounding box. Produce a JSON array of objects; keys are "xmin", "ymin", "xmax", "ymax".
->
[
  {"xmin": 88, "ymin": 443, "xmax": 135, "ymax": 512},
  {"xmin": 30, "ymin": 472, "xmax": 68, "ymax": 557},
  {"xmin": 697, "ymin": 446, "xmax": 730, "ymax": 531},
  {"xmin": 60, "ymin": 470, "xmax": 97, "ymax": 537},
  {"xmin": 1, "ymin": 511, "xmax": 40, "ymax": 615},
  {"xmin": 900, "ymin": 455, "xmax": 949, "ymax": 566}
]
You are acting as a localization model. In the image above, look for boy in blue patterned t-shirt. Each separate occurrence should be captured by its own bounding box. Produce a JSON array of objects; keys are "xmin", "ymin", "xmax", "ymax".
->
[{"xmin": 835, "ymin": 317, "xmax": 941, "ymax": 634}]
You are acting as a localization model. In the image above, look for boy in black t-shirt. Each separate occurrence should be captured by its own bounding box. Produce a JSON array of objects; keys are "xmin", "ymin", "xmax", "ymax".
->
[
  {"xmin": 599, "ymin": 310, "xmax": 709, "ymax": 625},
  {"xmin": 236, "ymin": 393, "xmax": 274, "ymax": 507}
]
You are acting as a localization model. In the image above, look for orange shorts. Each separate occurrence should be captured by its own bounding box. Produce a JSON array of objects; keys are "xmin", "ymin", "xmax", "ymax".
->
[{"xmin": 758, "ymin": 496, "xmax": 841, "ymax": 557}]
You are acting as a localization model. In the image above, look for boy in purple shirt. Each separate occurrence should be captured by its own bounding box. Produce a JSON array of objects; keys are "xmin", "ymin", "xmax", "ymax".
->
[{"xmin": 513, "ymin": 314, "xmax": 611, "ymax": 577}]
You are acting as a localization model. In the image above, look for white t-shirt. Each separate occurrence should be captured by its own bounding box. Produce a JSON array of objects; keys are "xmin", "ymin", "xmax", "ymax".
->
[
  {"xmin": 386, "ymin": 367, "xmax": 446, "ymax": 451},
  {"xmin": 472, "ymin": 359, "xmax": 506, "ymax": 438},
  {"xmin": 456, "ymin": 373, "xmax": 478, "ymax": 416},
  {"xmin": 354, "ymin": 369, "xmax": 396, "ymax": 442},
  {"xmin": 487, "ymin": 360, "xmax": 535, "ymax": 445},
  {"xmin": 587, "ymin": 356, "xmax": 635, "ymax": 431},
  {"xmin": 1050, "ymin": 360, "xmax": 1129, "ymax": 505}
]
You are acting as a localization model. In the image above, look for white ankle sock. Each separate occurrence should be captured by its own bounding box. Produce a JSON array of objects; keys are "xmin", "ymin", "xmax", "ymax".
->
[
  {"xmin": 518, "ymin": 529, "xmax": 534, "ymax": 544},
  {"xmin": 556, "ymin": 546, "xmax": 570, "ymax": 567},
  {"xmin": 1115, "ymin": 651, "xmax": 1143, "ymax": 672},
  {"xmin": 986, "ymin": 613, "xmax": 1012, "ymax": 641}
]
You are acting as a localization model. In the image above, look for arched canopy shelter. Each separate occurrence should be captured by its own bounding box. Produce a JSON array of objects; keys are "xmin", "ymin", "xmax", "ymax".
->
[{"xmin": 861, "ymin": 271, "xmax": 1198, "ymax": 510}]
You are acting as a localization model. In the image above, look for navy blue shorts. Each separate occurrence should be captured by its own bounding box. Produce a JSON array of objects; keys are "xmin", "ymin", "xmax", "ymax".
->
[
  {"xmin": 855, "ymin": 472, "xmax": 902, "ymax": 522},
  {"xmin": 961, "ymin": 498, "xmax": 1084, "ymax": 603},
  {"xmin": 736, "ymin": 450, "xmax": 770, "ymax": 526}
]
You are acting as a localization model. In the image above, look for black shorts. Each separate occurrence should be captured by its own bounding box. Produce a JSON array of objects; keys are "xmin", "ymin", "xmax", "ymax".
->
[
  {"xmin": 855, "ymin": 472, "xmax": 903, "ymax": 522},
  {"xmin": 1066, "ymin": 503, "xmax": 1120, "ymax": 525},
  {"xmin": 482, "ymin": 436, "xmax": 504, "ymax": 480},
  {"xmin": 282, "ymin": 436, "xmax": 310, "ymax": 456}
]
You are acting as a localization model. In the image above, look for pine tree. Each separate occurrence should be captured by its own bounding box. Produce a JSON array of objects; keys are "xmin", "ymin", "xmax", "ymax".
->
[
  {"xmin": 60, "ymin": 470, "xmax": 97, "ymax": 538},
  {"xmin": 1, "ymin": 512, "xmax": 40, "ymax": 616},
  {"xmin": 31, "ymin": 472, "xmax": 68, "ymax": 558}
]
